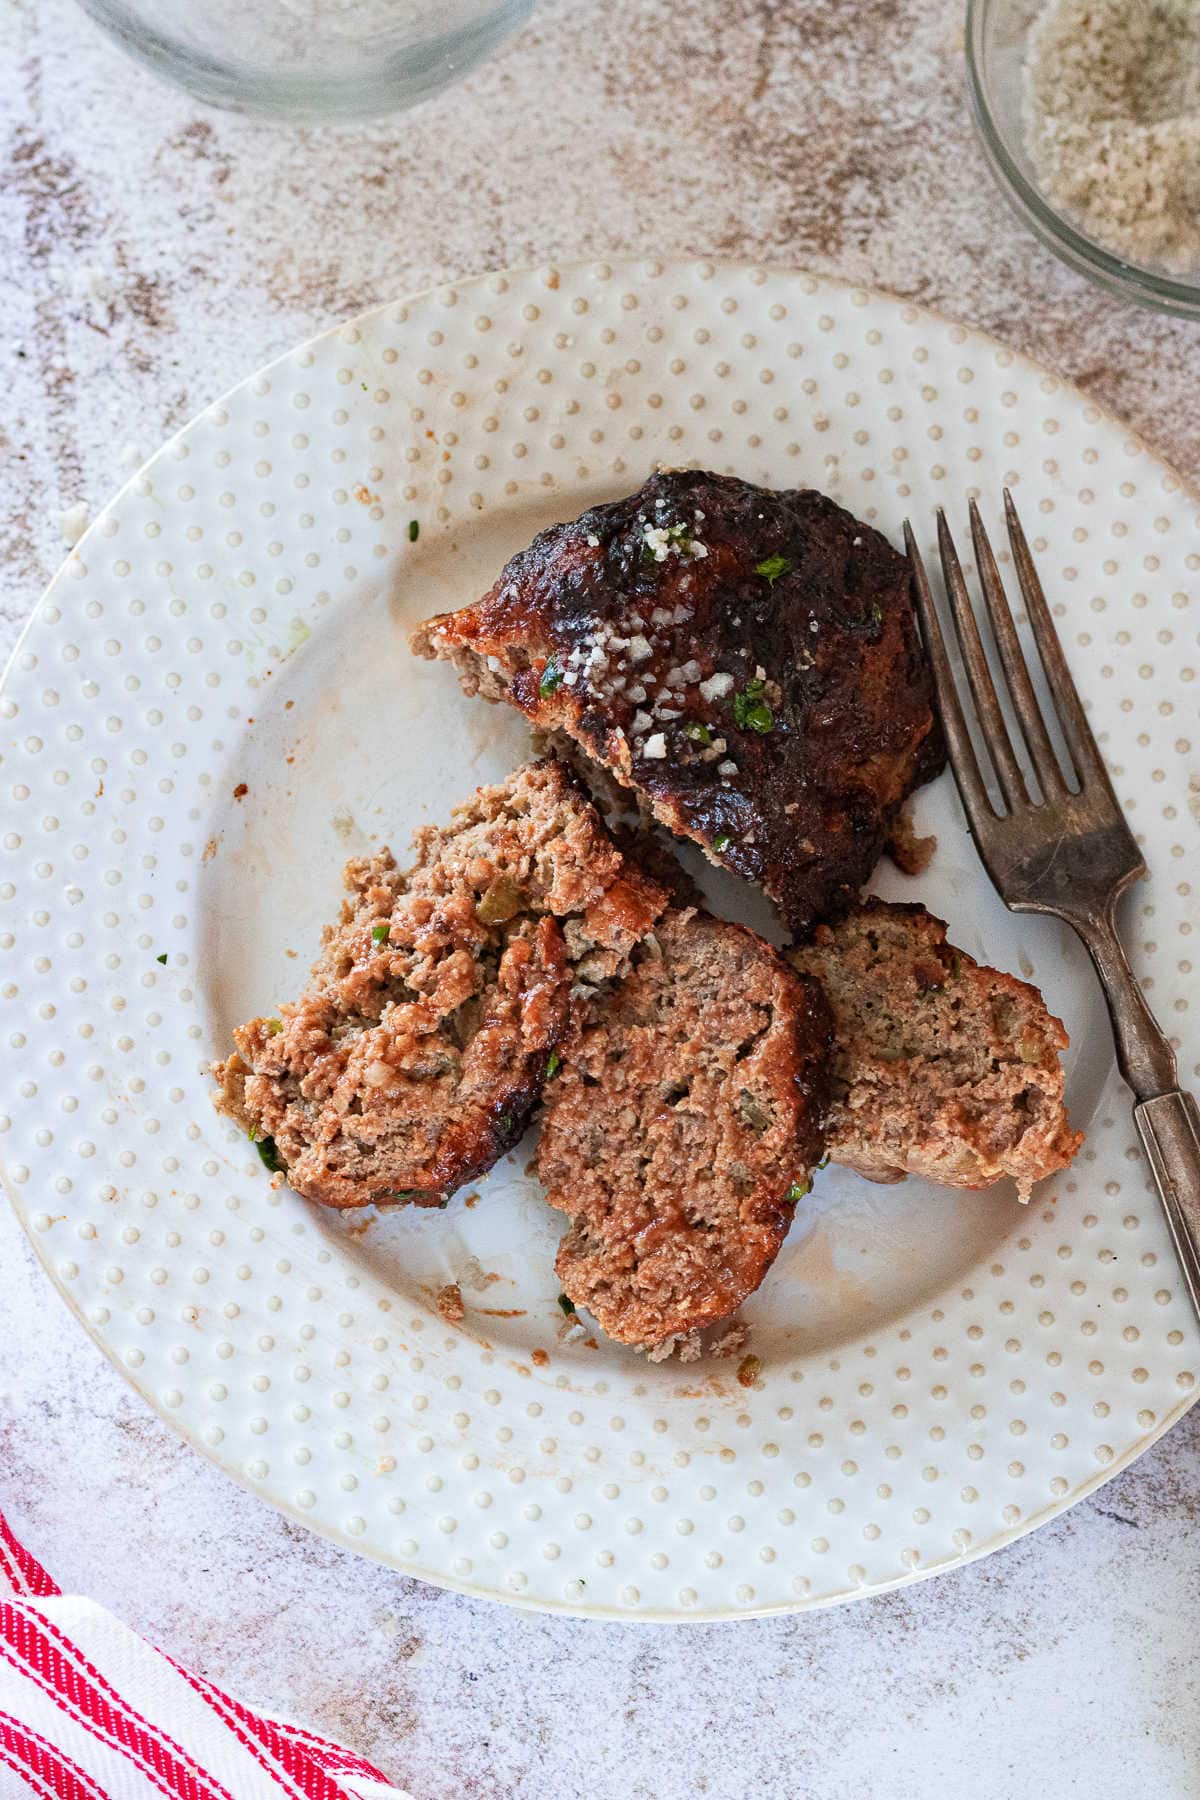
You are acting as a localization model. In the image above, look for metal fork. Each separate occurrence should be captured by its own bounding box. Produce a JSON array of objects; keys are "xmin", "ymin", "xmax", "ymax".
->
[{"xmin": 904, "ymin": 493, "xmax": 1200, "ymax": 1324}]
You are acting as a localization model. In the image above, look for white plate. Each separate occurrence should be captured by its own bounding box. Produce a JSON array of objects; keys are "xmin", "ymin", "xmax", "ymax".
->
[{"xmin": 2, "ymin": 260, "xmax": 1197, "ymax": 1620}]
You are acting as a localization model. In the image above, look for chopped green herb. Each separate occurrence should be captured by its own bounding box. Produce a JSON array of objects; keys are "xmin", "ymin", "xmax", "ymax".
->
[
  {"xmin": 869, "ymin": 603, "xmax": 884, "ymax": 628},
  {"xmin": 361, "ymin": 381, "xmax": 368, "ymax": 391},
  {"xmin": 408, "ymin": 519, "xmax": 420, "ymax": 542},
  {"xmin": 786, "ymin": 1176, "xmax": 812, "ymax": 1203},
  {"xmin": 817, "ymin": 1154, "xmax": 830, "ymax": 1170},
  {"xmin": 538, "ymin": 655, "xmax": 564, "ymax": 697},
  {"xmin": 498, "ymin": 1110, "xmax": 514, "ymax": 1137},
  {"xmin": 155, "ymin": 952, "xmax": 167, "ymax": 965},
  {"xmin": 546, "ymin": 1049, "xmax": 561, "ymax": 1079},
  {"xmin": 682, "ymin": 721, "xmax": 712, "ymax": 745},
  {"xmin": 755, "ymin": 554, "xmax": 791, "ymax": 586},
  {"xmin": 371, "ymin": 922, "xmax": 390, "ymax": 945},
  {"xmin": 266, "ymin": 1018, "xmax": 283, "ymax": 1035},
  {"xmin": 385, "ymin": 1189, "xmax": 418, "ymax": 1201},
  {"xmin": 557, "ymin": 1293, "xmax": 577, "ymax": 1316},
  {"xmin": 254, "ymin": 1134, "xmax": 282, "ymax": 1174},
  {"xmin": 712, "ymin": 832, "xmax": 731, "ymax": 854},
  {"xmin": 733, "ymin": 681, "xmax": 774, "ymax": 733}
]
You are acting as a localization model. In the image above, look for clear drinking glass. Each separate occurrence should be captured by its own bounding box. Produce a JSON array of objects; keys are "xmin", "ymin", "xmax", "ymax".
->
[{"xmin": 74, "ymin": 0, "xmax": 535, "ymax": 121}]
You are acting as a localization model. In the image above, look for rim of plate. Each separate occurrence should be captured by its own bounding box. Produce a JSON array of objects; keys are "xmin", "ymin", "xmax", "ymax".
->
[{"xmin": 2, "ymin": 257, "xmax": 1197, "ymax": 1622}]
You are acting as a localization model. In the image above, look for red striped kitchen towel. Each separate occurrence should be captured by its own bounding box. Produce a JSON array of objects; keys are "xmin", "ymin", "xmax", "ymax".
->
[{"xmin": 0, "ymin": 1510, "xmax": 412, "ymax": 1799}]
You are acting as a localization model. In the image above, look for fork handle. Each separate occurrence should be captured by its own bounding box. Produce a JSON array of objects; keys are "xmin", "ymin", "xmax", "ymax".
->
[
  {"xmin": 1134, "ymin": 1092, "xmax": 1200, "ymax": 1325},
  {"xmin": 1077, "ymin": 904, "xmax": 1179, "ymax": 1099},
  {"xmin": 1071, "ymin": 907, "xmax": 1200, "ymax": 1326}
]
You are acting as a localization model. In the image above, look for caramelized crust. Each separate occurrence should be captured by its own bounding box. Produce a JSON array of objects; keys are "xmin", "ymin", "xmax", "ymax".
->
[{"xmin": 412, "ymin": 470, "xmax": 944, "ymax": 936}]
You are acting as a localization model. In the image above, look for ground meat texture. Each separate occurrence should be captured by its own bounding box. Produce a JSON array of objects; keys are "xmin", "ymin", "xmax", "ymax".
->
[
  {"xmin": 411, "ymin": 470, "xmax": 944, "ymax": 937},
  {"xmin": 536, "ymin": 907, "xmax": 833, "ymax": 1353},
  {"xmin": 212, "ymin": 760, "xmax": 668, "ymax": 1209},
  {"xmin": 789, "ymin": 899, "xmax": 1083, "ymax": 1199}
]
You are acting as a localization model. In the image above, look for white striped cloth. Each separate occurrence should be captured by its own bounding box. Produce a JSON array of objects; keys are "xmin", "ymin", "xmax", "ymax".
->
[{"xmin": 0, "ymin": 1511, "xmax": 413, "ymax": 1800}]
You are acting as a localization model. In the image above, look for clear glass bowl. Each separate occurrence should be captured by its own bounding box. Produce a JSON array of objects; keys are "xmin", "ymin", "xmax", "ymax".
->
[
  {"xmin": 966, "ymin": 0, "xmax": 1200, "ymax": 319},
  {"xmin": 74, "ymin": 0, "xmax": 534, "ymax": 121}
]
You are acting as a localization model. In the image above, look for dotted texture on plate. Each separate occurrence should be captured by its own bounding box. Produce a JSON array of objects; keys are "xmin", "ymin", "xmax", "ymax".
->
[{"xmin": 1, "ymin": 260, "xmax": 1197, "ymax": 1620}]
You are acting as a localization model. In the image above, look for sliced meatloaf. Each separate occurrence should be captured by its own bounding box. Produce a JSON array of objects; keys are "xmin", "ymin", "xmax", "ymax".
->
[
  {"xmin": 213, "ymin": 760, "xmax": 668, "ymax": 1209},
  {"xmin": 789, "ymin": 899, "xmax": 1082, "ymax": 1198},
  {"xmin": 411, "ymin": 469, "xmax": 944, "ymax": 937},
  {"xmin": 536, "ymin": 906, "xmax": 833, "ymax": 1353}
]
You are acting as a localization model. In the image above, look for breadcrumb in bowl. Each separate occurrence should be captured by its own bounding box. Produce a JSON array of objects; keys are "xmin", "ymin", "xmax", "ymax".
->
[{"xmin": 968, "ymin": 0, "xmax": 1200, "ymax": 317}]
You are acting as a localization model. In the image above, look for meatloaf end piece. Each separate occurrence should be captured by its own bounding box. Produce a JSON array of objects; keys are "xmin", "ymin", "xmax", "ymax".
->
[
  {"xmin": 536, "ymin": 906, "xmax": 833, "ymax": 1354},
  {"xmin": 213, "ymin": 759, "xmax": 668, "ymax": 1209},
  {"xmin": 411, "ymin": 469, "xmax": 944, "ymax": 936},
  {"xmin": 789, "ymin": 899, "xmax": 1082, "ymax": 1198}
]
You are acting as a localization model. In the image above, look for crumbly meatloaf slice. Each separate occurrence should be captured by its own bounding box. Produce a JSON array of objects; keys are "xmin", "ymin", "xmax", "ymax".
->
[
  {"xmin": 789, "ymin": 899, "xmax": 1082, "ymax": 1198},
  {"xmin": 411, "ymin": 469, "xmax": 944, "ymax": 937},
  {"xmin": 213, "ymin": 760, "xmax": 668, "ymax": 1209},
  {"xmin": 536, "ymin": 907, "xmax": 833, "ymax": 1352}
]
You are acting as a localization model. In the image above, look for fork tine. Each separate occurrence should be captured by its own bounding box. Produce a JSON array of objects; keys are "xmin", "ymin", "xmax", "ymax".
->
[
  {"xmin": 968, "ymin": 499, "xmax": 1070, "ymax": 800},
  {"xmin": 935, "ymin": 509, "xmax": 1029, "ymax": 814},
  {"xmin": 903, "ymin": 521, "xmax": 998, "ymax": 827},
  {"xmin": 1003, "ymin": 490, "xmax": 1107, "ymax": 791}
]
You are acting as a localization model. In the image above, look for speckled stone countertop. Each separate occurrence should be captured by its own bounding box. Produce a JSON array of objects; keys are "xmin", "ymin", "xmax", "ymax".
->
[{"xmin": 2, "ymin": 0, "xmax": 1199, "ymax": 1794}]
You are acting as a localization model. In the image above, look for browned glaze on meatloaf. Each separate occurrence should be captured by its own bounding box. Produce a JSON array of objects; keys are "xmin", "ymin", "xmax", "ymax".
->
[
  {"xmin": 412, "ymin": 470, "xmax": 944, "ymax": 937},
  {"xmin": 790, "ymin": 899, "xmax": 1082, "ymax": 1198},
  {"xmin": 536, "ymin": 906, "xmax": 832, "ymax": 1353},
  {"xmin": 213, "ymin": 760, "xmax": 668, "ymax": 1209}
]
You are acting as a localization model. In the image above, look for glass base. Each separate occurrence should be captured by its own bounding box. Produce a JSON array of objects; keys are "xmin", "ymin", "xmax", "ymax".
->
[{"xmin": 74, "ymin": 0, "xmax": 534, "ymax": 121}]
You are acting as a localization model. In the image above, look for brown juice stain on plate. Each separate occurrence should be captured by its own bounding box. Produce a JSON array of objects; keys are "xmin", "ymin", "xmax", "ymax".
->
[
  {"xmin": 479, "ymin": 1307, "xmax": 526, "ymax": 1318},
  {"xmin": 779, "ymin": 1225, "xmax": 874, "ymax": 1307},
  {"xmin": 201, "ymin": 836, "xmax": 219, "ymax": 863},
  {"xmin": 232, "ymin": 782, "xmax": 248, "ymax": 800},
  {"xmin": 462, "ymin": 1190, "xmax": 481, "ymax": 1209},
  {"xmin": 531, "ymin": 1348, "xmax": 549, "ymax": 1366}
]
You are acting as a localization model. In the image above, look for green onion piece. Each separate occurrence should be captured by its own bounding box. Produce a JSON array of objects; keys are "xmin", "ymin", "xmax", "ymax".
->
[
  {"xmin": 371, "ymin": 922, "xmax": 390, "ymax": 945},
  {"xmin": 786, "ymin": 1176, "xmax": 812, "ymax": 1203},
  {"xmin": 755, "ymin": 554, "xmax": 791, "ymax": 586},
  {"xmin": 557, "ymin": 1293, "xmax": 577, "ymax": 1316},
  {"xmin": 498, "ymin": 1110, "xmax": 514, "ymax": 1137},
  {"xmin": 683, "ymin": 721, "xmax": 711, "ymax": 744},
  {"xmin": 408, "ymin": 519, "xmax": 420, "ymax": 542},
  {"xmin": 712, "ymin": 832, "xmax": 730, "ymax": 854},
  {"xmin": 255, "ymin": 1135, "xmax": 282, "ymax": 1174},
  {"xmin": 546, "ymin": 1049, "xmax": 561, "ymax": 1079},
  {"xmin": 733, "ymin": 687, "xmax": 774, "ymax": 733},
  {"xmin": 155, "ymin": 952, "xmax": 167, "ymax": 965},
  {"xmin": 266, "ymin": 1018, "xmax": 283, "ymax": 1035},
  {"xmin": 538, "ymin": 655, "xmax": 564, "ymax": 697}
]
